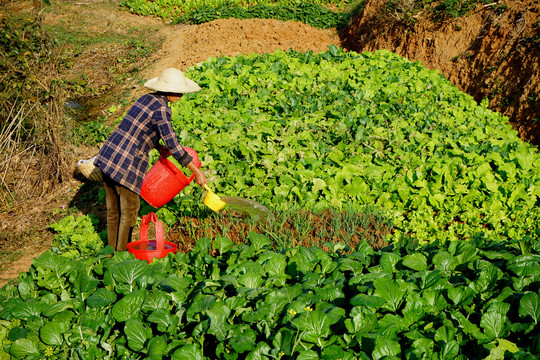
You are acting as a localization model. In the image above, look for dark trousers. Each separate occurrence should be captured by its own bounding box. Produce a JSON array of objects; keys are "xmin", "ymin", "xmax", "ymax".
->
[{"xmin": 103, "ymin": 175, "xmax": 140, "ymax": 251}]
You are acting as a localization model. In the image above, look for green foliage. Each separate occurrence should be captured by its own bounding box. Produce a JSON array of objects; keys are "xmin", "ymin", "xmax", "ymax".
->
[
  {"xmin": 70, "ymin": 119, "xmax": 114, "ymax": 146},
  {"xmin": 429, "ymin": 0, "xmax": 488, "ymax": 20},
  {"xmin": 120, "ymin": 0, "xmax": 503, "ymax": 26},
  {"xmin": 178, "ymin": 3, "xmax": 351, "ymax": 29},
  {"xmin": 0, "ymin": 235, "xmax": 538, "ymax": 358},
  {"xmin": 49, "ymin": 214, "xmax": 106, "ymax": 259},
  {"xmin": 0, "ymin": 16, "xmax": 58, "ymax": 129},
  {"xmin": 120, "ymin": 0, "xmax": 351, "ymax": 20},
  {"xmin": 166, "ymin": 47, "xmax": 539, "ymax": 244},
  {"xmin": 384, "ymin": 0, "xmax": 499, "ymax": 24},
  {"xmin": 153, "ymin": 200, "xmax": 393, "ymax": 249},
  {"xmin": 0, "ymin": 17, "xmax": 53, "ymax": 89}
]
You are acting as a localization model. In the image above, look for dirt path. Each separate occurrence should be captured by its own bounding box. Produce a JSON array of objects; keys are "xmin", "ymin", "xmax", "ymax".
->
[{"xmin": 0, "ymin": 0, "xmax": 341, "ymax": 287}]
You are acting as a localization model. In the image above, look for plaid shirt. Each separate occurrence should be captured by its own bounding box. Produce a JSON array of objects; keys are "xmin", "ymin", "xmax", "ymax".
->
[{"xmin": 94, "ymin": 93, "xmax": 193, "ymax": 194}]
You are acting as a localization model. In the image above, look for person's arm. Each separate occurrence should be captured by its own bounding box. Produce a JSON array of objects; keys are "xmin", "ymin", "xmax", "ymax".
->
[
  {"xmin": 186, "ymin": 160, "xmax": 207, "ymax": 187},
  {"xmin": 153, "ymin": 106, "xmax": 192, "ymax": 166},
  {"xmin": 153, "ymin": 104, "xmax": 206, "ymax": 188}
]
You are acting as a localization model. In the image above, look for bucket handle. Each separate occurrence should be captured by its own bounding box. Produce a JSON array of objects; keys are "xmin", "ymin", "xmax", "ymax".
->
[
  {"xmin": 160, "ymin": 155, "xmax": 196, "ymax": 184},
  {"xmin": 140, "ymin": 212, "xmax": 165, "ymax": 252}
]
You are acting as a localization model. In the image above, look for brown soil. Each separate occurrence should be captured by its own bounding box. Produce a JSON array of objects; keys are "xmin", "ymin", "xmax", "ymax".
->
[
  {"xmin": 134, "ymin": 18, "xmax": 341, "ymax": 98},
  {"xmin": 1, "ymin": 0, "xmax": 538, "ymax": 287}
]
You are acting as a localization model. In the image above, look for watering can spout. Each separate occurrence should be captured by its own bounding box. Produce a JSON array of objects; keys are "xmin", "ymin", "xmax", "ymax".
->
[{"xmin": 203, "ymin": 184, "xmax": 226, "ymax": 212}]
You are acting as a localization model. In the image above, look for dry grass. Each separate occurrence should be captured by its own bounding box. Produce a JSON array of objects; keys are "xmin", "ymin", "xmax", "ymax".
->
[
  {"xmin": 0, "ymin": 18, "xmax": 72, "ymax": 212},
  {"xmin": 0, "ymin": 1, "xmax": 161, "ymax": 211}
]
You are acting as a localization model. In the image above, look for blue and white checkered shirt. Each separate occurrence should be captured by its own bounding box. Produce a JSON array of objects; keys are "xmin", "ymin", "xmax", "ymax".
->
[{"xmin": 94, "ymin": 93, "xmax": 193, "ymax": 194}]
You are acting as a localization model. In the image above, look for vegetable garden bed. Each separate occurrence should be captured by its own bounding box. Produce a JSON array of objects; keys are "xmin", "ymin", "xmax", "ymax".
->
[
  {"xmin": 166, "ymin": 207, "xmax": 392, "ymax": 253},
  {"xmin": 0, "ymin": 232, "xmax": 538, "ymax": 358},
  {"xmin": 157, "ymin": 46, "xmax": 539, "ymax": 245}
]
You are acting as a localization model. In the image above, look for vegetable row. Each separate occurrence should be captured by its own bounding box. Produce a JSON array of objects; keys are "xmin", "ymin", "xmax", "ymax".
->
[{"xmin": 1, "ymin": 234, "xmax": 538, "ymax": 359}]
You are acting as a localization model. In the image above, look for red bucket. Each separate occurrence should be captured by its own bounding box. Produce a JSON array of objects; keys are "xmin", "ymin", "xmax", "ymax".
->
[
  {"xmin": 141, "ymin": 147, "xmax": 201, "ymax": 208},
  {"xmin": 127, "ymin": 212, "xmax": 176, "ymax": 263}
]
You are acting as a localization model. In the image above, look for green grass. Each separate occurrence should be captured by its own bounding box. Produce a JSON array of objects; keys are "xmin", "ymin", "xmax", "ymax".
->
[
  {"xmin": 37, "ymin": 2, "xmax": 163, "ymax": 143},
  {"xmin": 42, "ymin": 3, "xmax": 161, "ymax": 57},
  {"xmin": 119, "ymin": 0, "xmax": 505, "ymax": 27},
  {"xmin": 178, "ymin": 2, "xmax": 352, "ymax": 28},
  {"xmin": 384, "ymin": 0, "xmax": 503, "ymax": 25}
]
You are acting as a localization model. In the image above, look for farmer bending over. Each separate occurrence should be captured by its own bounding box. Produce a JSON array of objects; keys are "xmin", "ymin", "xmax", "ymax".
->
[{"xmin": 94, "ymin": 68, "xmax": 207, "ymax": 251}]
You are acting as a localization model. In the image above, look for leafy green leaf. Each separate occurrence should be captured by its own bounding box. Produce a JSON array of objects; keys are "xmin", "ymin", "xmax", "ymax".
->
[
  {"xmin": 297, "ymin": 350, "xmax": 319, "ymax": 360},
  {"xmin": 439, "ymin": 340, "xmax": 460, "ymax": 360},
  {"xmin": 345, "ymin": 306, "xmax": 378, "ymax": 335},
  {"xmin": 447, "ymin": 286, "xmax": 475, "ymax": 307},
  {"xmin": 419, "ymin": 270, "xmax": 442, "ymax": 290},
  {"xmin": 213, "ymin": 235, "xmax": 235, "ymax": 254},
  {"xmin": 148, "ymin": 308, "xmax": 177, "ymax": 332},
  {"xmin": 292, "ymin": 309, "xmax": 338, "ymax": 344},
  {"xmin": 248, "ymin": 232, "xmax": 272, "ymax": 251},
  {"xmin": 432, "ymin": 251, "xmax": 457, "ymax": 273},
  {"xmin": 373, "ymin": 278, "xmax": 407, "ymax": 313},
  {"xmin": 9, "ymin": 338, "xmax": 40, "ymax": 358},
  {"xmin": 207, "ymin": 301, "xmax": 231, "ymax": 341},
  {"xmin": 111, "ymin": 290, "xmax": 146, "ymax": 322},
  {"xmin": 372, "ymin": 335, "xmax": 401, "ymax": 360},
  {"xmin": 402, "ymin": 253, "xmax": 428, "ymax": 271},
  {"xmin": 480, "ymin": 309, "xmax": 509, "ymax": 339},
  {"xmin": 112, "ymin": 259, "xmax": 149, "ymax": 292},
  {"xmin": 39, "ymin": 321, "xmax": 65, "ymax": 346},
  {"xmin": 508, "ymin": 255, "xmax": 540, "ymax": 276},
  {"xmin": 147, "ymin": 335, "xmax": 168, "ymax": 360},
  {"xmin": 171, "ymin": 343, "xmax": 205, "ymax": 360},
  {"xmin": 471, "ymin": 264, "xmax": 501, "ymax": 294},
  {"xmin": 380, "ymin": 252, "xmax": 401, "ymax": 273},
  {"xmin": 86, "ymin": 288, "xmax": 116, "ymax": 308},
  {"xmin": 350, "ymin": 294, "xmax": 386, "ymax": 308},
  {"xmin": 230, "ymin": 335, "xmax": 256, "ymax": 353},
  {"xmin": 125, "ymin": 318, "xmax": 151, "ymax": 351},
  {"xmin": 518, "ymin": 292, "xmax": 540, "ymax": 324}
]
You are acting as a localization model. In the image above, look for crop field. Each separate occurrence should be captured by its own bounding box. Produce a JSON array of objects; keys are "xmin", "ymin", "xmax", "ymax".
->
[
  {"xmin": 1, "ymin": 0, "xmax": 539, "ymax": 359},
  {"xmin": 165, "ymin": 47, "xmax": 539, "ymax": 245},
  {"xmin": 120, "ymin": 0, "xmax": 352, "ymax": 23}
]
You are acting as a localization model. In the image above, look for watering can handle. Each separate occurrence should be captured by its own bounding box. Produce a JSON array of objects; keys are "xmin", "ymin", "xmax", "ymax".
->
[
  {"xmin": 140, "ymin": 213, "xmax": 165, "ymax": 252},
  {"xmin": 186, "ymin": 161, "xmax": 202, "ymax": 184}
]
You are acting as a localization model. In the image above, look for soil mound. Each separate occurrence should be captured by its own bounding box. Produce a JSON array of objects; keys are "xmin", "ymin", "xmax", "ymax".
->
[
  {"xmin": 342, "ymin": 0, "xmax": 540, "ymax": 145},
  {"xmin": 141, "ymin": 17, "xmax": 342, "ymax": 79}
]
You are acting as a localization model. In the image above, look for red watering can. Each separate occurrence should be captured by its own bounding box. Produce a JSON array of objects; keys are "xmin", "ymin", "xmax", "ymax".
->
[{"xmin": 141, "ymin": 147, "xmax": 201, "ymax": 208}]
